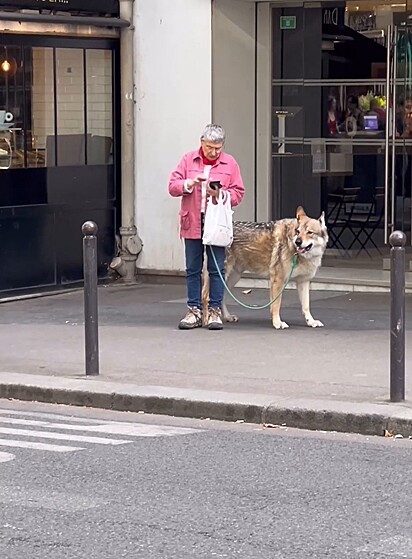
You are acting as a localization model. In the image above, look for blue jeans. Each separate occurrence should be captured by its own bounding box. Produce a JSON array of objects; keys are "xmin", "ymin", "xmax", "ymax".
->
[{"xmin": 184, "ymin": 239, "xmax": 225, "ymax": 309}]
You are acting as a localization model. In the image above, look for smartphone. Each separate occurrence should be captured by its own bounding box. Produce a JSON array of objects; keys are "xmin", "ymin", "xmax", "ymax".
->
[{"xmin": 209, "ymin": 180, "xmax": 222, "ymax": 190}]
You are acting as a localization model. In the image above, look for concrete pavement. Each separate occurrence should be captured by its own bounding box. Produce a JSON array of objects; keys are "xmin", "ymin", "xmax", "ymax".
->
[{"xmin": 0, "ymin": 281, "xmax": 411, "ymax": 436}]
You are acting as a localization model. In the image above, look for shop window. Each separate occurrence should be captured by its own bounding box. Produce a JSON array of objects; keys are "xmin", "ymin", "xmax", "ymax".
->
[
  {"xmin": 0, "ymin": 45, "xmax": 25, "ymax": 169},
  {"xmin": 86, "ymin": 49, "xmax": 113, "ymax": 165},
  {"xmin": 0, "ymin": 44, "xmax": 114, "ymax": 170},
  {"xmin": 48, "ymin": 47, "xmax": 86, "ymax": 166},
  {"xmin": 28, "ymin": 47, "xmax": 55, "ymax": 168}
]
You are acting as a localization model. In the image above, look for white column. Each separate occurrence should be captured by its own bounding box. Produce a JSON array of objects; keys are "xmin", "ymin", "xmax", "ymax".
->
[{"xmin": 134, "ymin": 0, "xmax": 212, "ymax": 273}]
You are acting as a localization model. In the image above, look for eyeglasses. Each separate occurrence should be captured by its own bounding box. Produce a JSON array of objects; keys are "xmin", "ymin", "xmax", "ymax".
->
[{"xmin": 203, "ymin": 143, "xmax": 223, "ymax": 153}]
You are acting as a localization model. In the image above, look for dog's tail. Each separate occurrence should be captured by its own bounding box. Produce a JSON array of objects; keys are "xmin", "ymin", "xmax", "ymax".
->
[{"xmin": 201, "ymin": 259, "xmax": 210, "ymax": 325}]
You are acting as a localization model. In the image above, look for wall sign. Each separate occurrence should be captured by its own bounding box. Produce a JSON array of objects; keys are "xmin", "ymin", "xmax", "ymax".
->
[
  {"xmin": 280, "ymin": 16, "xmax": 296, "ymax": 30},
  {"xmin": 322, "ymin": 6, "xmax": 345, "ymax": 28},
  {"xmin": 0, "ymin": 0, "xmax": 119, "ymax": 16}
]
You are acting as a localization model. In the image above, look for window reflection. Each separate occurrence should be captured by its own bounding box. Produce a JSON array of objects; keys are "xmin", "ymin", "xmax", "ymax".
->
[
  {"xmin": 46, "ymin": 47, "xmax": 86, "ymax": 167},
  {"xmin": 0, "ymin": 45, "xmax": 24, "ymax": 169},
  {"xmin": 29, "ymin": 47, "xmax": 54, "ymax": 167},
  {"xmin": 0, "ymin": 44, "xmax": 114, "ymax": 170},
  {"xmin": 86, "ymin": 49, "xmax": 113, "ymax": 165}
]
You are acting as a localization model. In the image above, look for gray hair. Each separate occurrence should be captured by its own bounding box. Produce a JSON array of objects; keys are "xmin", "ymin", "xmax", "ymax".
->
[{"xmin": 201, "ymin": 124, "xmax": 225, "ymax": 144}]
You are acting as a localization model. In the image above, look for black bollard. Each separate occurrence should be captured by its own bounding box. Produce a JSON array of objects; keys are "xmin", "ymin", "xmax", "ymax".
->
[
  {"xmin": 82, "ymin": 221, "xmax": 99, "ymax": 376},
  {"xmin": 389, "ymin": 230, "xmax": 406, "ymax": 402}
]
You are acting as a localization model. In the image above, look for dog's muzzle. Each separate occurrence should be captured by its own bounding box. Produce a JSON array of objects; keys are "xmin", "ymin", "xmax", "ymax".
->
[{"xmin": 295, "ymin": 238, "xmax": 313, "ymax": 254}]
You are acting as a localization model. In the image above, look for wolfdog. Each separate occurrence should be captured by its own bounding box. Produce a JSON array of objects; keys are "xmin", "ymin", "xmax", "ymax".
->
[{"xmin": 202, "ymin": 206, "xmax": 328, "ymax": 329}]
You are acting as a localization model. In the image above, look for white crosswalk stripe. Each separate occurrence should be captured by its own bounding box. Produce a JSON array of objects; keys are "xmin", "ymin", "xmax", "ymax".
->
[
  {"xmin": 0, "ymin": 427, "xmax": 130, "ymax": 445},
  {"xmin": 0, "ymin": 439, "xmax": 83, "ymax": 453},
  {"xmin": 0, "ymin": 409, "xmax": 108, "ymax": 423},
  {"xmin": 0, "ymin": 416, "xmax": 198, "ymax": 437},
  {"xmin": 0, "ymin": 451, "xmax": 15, "ymax": 463},
  {"xmin": 0, "ymin": 408, "xmax": 200, "ymax": 458}
]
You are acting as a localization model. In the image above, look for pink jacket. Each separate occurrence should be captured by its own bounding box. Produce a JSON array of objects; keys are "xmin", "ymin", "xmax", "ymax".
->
[{"xmin": 168, "ymin": 150, "xmax": 245, "ymax": 239}]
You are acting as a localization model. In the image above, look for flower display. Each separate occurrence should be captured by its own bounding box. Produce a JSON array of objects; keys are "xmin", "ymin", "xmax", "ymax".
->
[{"xmin": 358, "ymin": 91, "xmax": 386, "ymax": 111}]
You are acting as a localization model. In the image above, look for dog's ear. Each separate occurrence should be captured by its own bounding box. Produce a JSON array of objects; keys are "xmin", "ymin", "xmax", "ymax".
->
[
  {"xmin": 319, "ymin": 211, "xmax": 326, "ymax": 229},
  {"xmin": 296, "ymin": 206, "xmax": 306, "ymax": 222}
]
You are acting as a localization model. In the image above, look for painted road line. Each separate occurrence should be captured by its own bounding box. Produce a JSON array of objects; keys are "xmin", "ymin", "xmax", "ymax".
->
[
  {"xmin": 0, "ymin": 427, "xmax": 131, "ymax": 445},
  {"xmin": 0, "ymin": 417, "xmax": 199, "ymax": 437},
  {"xmin": 0, "ymin": 409, "xmax": 110, "ymax": 424},
  {"xmin": 0, "ymin": 451, "xmax": 15, "ymax": 463},
  {"xmin": 0, "ymin": 439, "xmax": 83, "ymax": 452}
]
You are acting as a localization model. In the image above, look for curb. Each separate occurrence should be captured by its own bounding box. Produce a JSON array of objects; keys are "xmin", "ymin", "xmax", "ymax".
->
[{"xmin": 0, "ymin": 373, "xmax": 412, "ymax": 437}]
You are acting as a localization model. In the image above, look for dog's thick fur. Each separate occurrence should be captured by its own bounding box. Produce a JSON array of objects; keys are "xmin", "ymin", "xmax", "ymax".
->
[{"xmin": 202, "ymin": 206, "xmax": 328, "ymax": 329}]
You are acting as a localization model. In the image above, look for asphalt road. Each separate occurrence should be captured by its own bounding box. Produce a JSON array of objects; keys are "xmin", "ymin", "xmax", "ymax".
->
[{"xmin": 0, "ymin": 401, "xmax": 411, "ymax": 559}]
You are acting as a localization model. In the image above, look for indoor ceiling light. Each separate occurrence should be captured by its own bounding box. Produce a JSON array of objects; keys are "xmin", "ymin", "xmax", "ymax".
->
[
  {"xmin": 0, "ymin": 56, "xmax": 17, "ymax": 77},
  {"xmin": 1, "ymin": 60, "xmax": 11, "ymax": 73}
]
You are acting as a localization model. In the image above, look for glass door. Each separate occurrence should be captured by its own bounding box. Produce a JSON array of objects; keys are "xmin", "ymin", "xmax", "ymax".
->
[
  {"xmin": 271, "ymin": 0, "xmax": 412, "ymax": 269},
  {"xmin": 387, "ymin": 23, "xmax": 412, "ymax": 242}
]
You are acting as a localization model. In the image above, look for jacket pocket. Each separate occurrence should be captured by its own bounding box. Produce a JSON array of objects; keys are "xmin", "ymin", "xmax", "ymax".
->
[{"xmin": 179, "ymin": 210, "xmax": 190, "ymax": 231}]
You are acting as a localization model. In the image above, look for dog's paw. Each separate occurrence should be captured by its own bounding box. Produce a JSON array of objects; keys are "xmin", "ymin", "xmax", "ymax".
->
[
  {"xmin": 306, "ymin": 318, "xmax": 324, "ymax": 328},
  {"xmin": 224, "ymin": 314, "xmax": 239, "ymax": 323},
  {"xmin": 272, "ymin": 320, "xmax": 289, "ymax": 330}
]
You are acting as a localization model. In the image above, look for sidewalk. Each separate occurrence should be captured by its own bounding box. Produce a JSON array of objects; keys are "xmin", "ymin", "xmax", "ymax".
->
[{"xmin": 0, "ymin": 282, "xmax": 412, "ymax": 436}]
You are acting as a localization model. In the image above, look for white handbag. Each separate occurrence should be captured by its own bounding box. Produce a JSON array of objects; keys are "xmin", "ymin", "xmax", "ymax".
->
[{"xmin": 202, "ymin": 191, "xmax": 233, "ymax": 247}]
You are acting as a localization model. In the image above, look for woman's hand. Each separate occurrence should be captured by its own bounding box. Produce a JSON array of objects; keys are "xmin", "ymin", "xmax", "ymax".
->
[
  {"xmin": 186, "ymin": 175, "xmax": 206, "ymax": 190},
  {"xmin": 206, "ymin": 184, "xmax": 220, "ymax": 198}
]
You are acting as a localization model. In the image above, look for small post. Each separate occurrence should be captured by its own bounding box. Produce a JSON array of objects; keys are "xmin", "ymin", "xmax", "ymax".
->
[
  {"xmin": 389, "ymin": 230, "xmax": 406, "ymax": 402},
  {"xmin": 82, "ymin": 221, "xmax": 99, "ymax": 376}
]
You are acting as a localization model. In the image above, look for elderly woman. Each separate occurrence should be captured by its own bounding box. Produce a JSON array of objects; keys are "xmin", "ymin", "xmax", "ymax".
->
[{"xmin": 168, "ymin": 124, "xmax": 245, "ymax": 331}]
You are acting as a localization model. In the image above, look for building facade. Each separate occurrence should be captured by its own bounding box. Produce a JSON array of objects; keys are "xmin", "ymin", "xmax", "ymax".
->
[
  {"xmin": 134, "ymin": 0, "xmax": 412, "ymax": 279},
  {"xmin": 1, "ymin": 0, "xmax": 411, "ymax": 294},
  {"xmin": 0, "ymin": 0, "xmax": 124, "ymax": 295}
]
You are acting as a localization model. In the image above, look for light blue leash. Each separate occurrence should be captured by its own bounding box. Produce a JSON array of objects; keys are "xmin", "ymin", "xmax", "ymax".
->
[{"xmin": 209, "ymin": 246, "xmax": 298, "ymax": 310}]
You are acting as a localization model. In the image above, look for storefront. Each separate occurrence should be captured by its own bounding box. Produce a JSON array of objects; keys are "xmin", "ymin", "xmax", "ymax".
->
[
  {"xmin": 134, "ymin": 0, "xmax": 412, "ymax": 281},
  {"xmin": 2, "ymin": 1, "xmax": 405, "ymax": 288},
  {"xmin": 0, "ymin": 0, "xmax": 123, "ymax": 294},
  {"xmin": 272, "ymin": 0, "xmax": 412, "ymax": 270}
]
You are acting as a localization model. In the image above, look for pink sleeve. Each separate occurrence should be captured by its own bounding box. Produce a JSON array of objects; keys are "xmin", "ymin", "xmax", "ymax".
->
[
  {"xmin": 168, "ymin": 154, "xmax": 190, "ymax": 198},
  {"xmin": 225, "ymin": 161, "xmax": 245, "ymax": 207}
]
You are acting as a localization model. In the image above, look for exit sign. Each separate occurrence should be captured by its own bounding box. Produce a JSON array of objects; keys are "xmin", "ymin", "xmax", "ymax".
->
[{"xmin": 280, "ymin": 15, "xmax": 296, "ymax": 30}]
